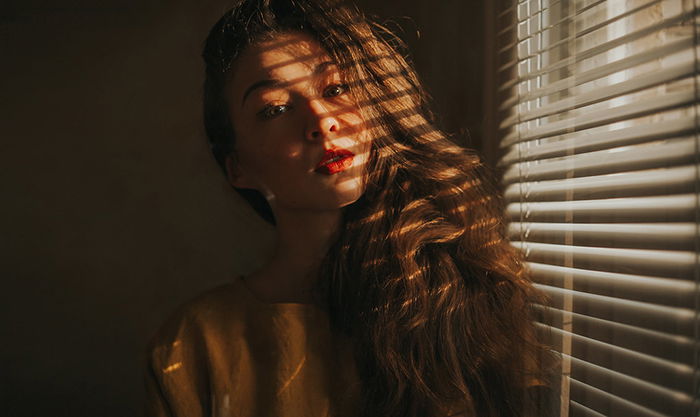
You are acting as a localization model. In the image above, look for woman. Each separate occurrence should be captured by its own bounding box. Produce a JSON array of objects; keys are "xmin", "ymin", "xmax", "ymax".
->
[{"xmin": 146, "ymin": 0, "xmax": 555, "ymax": 416}]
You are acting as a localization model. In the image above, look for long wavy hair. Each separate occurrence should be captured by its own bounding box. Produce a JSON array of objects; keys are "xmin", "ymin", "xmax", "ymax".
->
[{"xmin": 202, "ymin": 1, "xmax": 555, "ymax": 416}]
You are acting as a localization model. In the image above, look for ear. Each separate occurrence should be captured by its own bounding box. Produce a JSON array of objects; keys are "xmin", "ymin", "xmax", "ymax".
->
[{"xmin": 225, "ymin": 154, "xmax": 255, "ymax": 189}]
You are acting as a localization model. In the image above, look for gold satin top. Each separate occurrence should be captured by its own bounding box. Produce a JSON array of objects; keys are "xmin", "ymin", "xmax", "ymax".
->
[{"xmin": 145, "ymin": 277, "xmax": 362, "ymax": 417}]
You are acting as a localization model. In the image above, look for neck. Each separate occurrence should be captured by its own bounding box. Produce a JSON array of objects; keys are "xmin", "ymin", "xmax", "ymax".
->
[
  {"xmin": 248, "ymin": 207, "xmax": 342, "ymax": 303},
  {"xmin": 272, "ymin": 207, "xmax": 342, "ymax": 280}
]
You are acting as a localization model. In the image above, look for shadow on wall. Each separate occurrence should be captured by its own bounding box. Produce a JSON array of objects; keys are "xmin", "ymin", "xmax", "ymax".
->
[
  {"xmin": 2, "ymin": 2, "xmax": 274, "ymax": 416},
  {"xmin": 0, "ymin": 1, "xmax": 484, "ymax": 416}
]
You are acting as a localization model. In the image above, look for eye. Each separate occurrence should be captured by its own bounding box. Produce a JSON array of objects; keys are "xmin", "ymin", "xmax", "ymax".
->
[
  {"xmin": 323, "ymin": 83, "xmax": 349, "ymax": 98},
  {"xmin": 258, "ymin": 104, "xmax": 290, "ymax": 120}
]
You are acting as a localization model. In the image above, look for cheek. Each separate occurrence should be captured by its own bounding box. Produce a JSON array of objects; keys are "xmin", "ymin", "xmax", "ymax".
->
[
  {"xmin": 343, "ymin": 113, "xmax": 371, "ymax": 156},
  {"xmin": 337, "ymin": 107, "xmax": 366, "ymax": 137},
  {"xmin": 236, "ymin": 128, "xmax": 305, "ymax": 175}
]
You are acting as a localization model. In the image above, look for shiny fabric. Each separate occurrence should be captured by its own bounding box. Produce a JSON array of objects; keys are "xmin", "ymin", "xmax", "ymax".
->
[{"xmin": 145, "ymin": 277, "xmax": 362, "ymax": 417}]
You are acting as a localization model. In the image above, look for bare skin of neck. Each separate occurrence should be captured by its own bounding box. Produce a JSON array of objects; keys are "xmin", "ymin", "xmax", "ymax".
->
[{"xmin": 244, "ymin": 206, "xmax": 341, "ymax": 304}]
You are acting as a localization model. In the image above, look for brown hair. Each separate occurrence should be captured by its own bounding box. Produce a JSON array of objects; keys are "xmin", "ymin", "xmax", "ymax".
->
[{"xmin": 203, "ymin": 1, "xmax": 555, "ymax": 416}]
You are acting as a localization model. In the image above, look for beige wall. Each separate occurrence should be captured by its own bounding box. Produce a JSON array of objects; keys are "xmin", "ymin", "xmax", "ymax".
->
[{"xmin": 1, "ymin": 1, "xmax": 484, "ymax": 415}]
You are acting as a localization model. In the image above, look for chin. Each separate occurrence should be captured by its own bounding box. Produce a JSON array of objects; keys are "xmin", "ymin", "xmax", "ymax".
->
[
  {"xmin": 313, "ymin": 191, "xmax": 360, "ymax": 210},
  {"xmin": 333, "ymin": 181, "xmax": 366, "ymax": 208},
  {"xmin": 337, "ymin": 194, "xmax": 363, "ymax": 208}
]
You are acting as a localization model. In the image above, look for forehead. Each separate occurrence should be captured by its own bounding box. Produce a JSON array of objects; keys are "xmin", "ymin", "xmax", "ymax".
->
[
  {"xmin": 229, "ymin": 32, "xmax": 332, "ymax": 92},
  {"xmin": 248, "ymin": 32, "xmax": 327, "ymax": 70}
]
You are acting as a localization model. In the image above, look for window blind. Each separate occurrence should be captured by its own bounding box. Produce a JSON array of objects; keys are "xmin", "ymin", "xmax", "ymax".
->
[{"xmin": 491, "ymin": 0, "xmax": 700, "ymax": 416}]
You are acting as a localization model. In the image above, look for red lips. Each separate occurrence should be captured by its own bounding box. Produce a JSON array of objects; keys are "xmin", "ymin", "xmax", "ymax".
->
[{"xmin": 314, "ymin": 148, "xmax": 355, "ymax": 175}]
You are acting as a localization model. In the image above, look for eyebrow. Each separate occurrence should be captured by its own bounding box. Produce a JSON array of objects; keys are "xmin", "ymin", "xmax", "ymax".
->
[{"xmin": 240, "ymin": 61, "xmax": 336, "ymax": 106}]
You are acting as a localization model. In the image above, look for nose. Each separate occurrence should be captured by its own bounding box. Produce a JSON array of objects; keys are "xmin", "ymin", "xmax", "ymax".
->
[{"xmin": 305, "ymin": 100, "xmax": 339, "ymax": 143}]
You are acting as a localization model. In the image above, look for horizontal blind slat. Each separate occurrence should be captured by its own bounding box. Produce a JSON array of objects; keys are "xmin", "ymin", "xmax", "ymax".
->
[
  {"xmin": 534, "ymin": 284, "xmax": 696, "ymax": 336},
  {"xmin": 499, "ymin": 113, "xmax": 697, "ymax": 162},
  {"xmin": 538, "ymin": 324, "xmax": 696, "ymax": 392},
  {"xmin": 569, "ymin": 400, "xmax": 607, "ymax": 417},
  {"xmin": 514, "ymin": 241, "xmax": 696, "ymax": 277},
  {"xmin": 502, "ymin": 136, "xmax": 696, "ymax": 183},
  {"xmin": 568, "ymin": 355, "xmax": 696, "ymax": 415},
  {"xmin": 500, "ymin": 0, "xmax": 700, "ymax": 415},
  {"xmin": 500, "ymin": 89, "xmax": 695, "ymax": 146},
  {"xmin": 517, "ymin": 0, "xmax": 660, "ymax": 38},
  {"xmin": 506, "ymin": 194, "xmax": 698, "ymax": 222},
  {"xmin": 516, "ymin": 0, "xmax": 669, "ymax": 68},
  {"xmin": 496, "ymin": 56, "xmax": 519, "ymax": 74},
  {"xmin": 501, "ymin": 60, "xmax": 697, "ymax": 125},
  {"xmin": 509, "ymin": 221, "xmax": 697, "ymax": 250},
  {"xmin": 501, "ymin": 37, "xmax": 695, "ymax": 108},
  {"xmin": 503, "ymin": 165, "xmax": 698, "ymax": 201},
  {"xmin": 497, "ymin": 39, "xmax": 519, "ymax": 56},
  {"xmin": 527, "ymin": 261, "xmax": 697, "ymax": 307},
  {"xmin": 515, "ymin": 0, "xmax": 613, "ymax": 47},
  {"xmin": 569, "ymin": 378, "xmax": 669, "ymax": 417},
  {"xmin": 517, "ymin": 0, "xmax": 600, "ymax": 22},
  {"xmin": 497, "ymin": 2, "xmax": 516, "ymax": 20},
  {"xmin": 533, "ymin": 304, "xmax": 698, "ymax": 364},
  {"xmin": 504, "ymin": 6, "xmax": 698, "ymax": 86}
]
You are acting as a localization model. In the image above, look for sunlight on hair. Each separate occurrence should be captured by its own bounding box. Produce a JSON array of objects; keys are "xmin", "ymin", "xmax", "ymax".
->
[
  {"xmin": 449, "ymin": 203, "xmax": 468, "ymax": 216},
  {"xmin": 402, "ymin": 268, "xmax": 426, "ymax": 284},
  {"xmin": 434, "ymin": 281, "xmax": 456, "ymax": 297},
  {"xmin": 357, "ymin": 209, "xmax": 387, "ymax": 226},
  {"xmin": 477, "ymin": 237, "xmax": 504, "ymax": 251},
  {"xmin": 467, "ymin": 217, "xmax": 499, "ymax": 231},
  {"xmin": 200, "ymin": 2, "xmax": 556, "ymax": 415},
  {"xmin": 361, "ymin": 257, "xmax": 387, "ymax": 269}
]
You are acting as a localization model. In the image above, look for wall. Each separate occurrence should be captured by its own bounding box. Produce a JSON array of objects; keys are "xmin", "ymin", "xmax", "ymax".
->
[
  {"xmin": 354, "ymin": 0, "xmax": 485, "ymax": 150},
  {"xmin": 0, "ymin": 1, "xmax": 484, "ymax": 415}
]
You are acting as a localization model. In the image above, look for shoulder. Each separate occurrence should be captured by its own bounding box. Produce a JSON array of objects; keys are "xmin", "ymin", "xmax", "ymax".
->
[
  {"xmin": 147, "ymin": 278, "xmax": 251, "ymax": 362},
  {"xmin": 145, "ymin": 279, "xmax": 251, "ymax": 416}
]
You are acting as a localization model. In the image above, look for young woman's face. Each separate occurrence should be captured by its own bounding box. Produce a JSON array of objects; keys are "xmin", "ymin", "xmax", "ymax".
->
[{"xmin": 226, "ymin": 31, "xmax": 371, "ymax": 214}]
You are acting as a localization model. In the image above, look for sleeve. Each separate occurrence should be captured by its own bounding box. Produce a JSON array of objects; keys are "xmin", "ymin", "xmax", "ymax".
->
[
  {"xmin": 145, "ymin": 349, "xmax": 174, "ymax": 417},
  {"xmin": 143, "ymin": 309, "xmax": 211, "ymax": 417}
]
